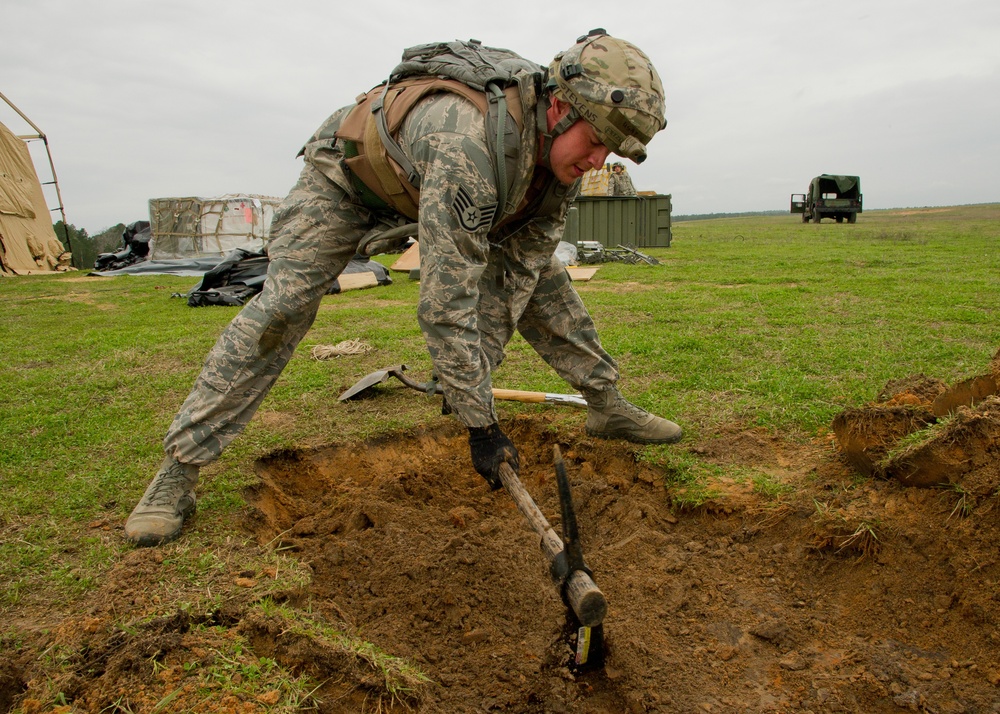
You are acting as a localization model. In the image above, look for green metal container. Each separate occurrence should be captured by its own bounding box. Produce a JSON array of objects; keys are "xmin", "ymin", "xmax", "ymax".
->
[{"xmin": 563, "ymin": 194, "xmax": 672, "ymax": 248}]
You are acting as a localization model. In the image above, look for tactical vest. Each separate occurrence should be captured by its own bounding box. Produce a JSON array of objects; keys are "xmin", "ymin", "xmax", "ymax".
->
[
  {"xmin": 333, "ymin": 40, "xmax": 571, "ymax": 231},
  {"xmin": 335, "ymin": 76, "xmax": 524, "ymax": 221}
]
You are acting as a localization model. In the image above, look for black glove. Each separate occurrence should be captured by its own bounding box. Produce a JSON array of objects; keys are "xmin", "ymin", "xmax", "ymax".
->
[{"xmin": 468, "ymin": 423, "xmax": 519, "ymax": 490}]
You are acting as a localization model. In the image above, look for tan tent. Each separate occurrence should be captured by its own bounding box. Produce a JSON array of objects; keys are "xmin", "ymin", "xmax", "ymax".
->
[{"xmin": 0, "ymin": 118, "xmax": 69, "ymax": 275}]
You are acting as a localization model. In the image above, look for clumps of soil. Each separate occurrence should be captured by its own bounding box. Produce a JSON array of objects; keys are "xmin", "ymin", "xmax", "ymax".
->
[
  {"xmin": 833, "ymin": 349, "xmax": 1000, "ymax": 491},
  {"xmin": 876, "ymin": 374, "xmax": 949, "ymax": 405},
  {"xmin": 237, "ymin": 607, "xmax": 431, "ymax": 710},
  {"xmin": 885, "ymin": 397, "xmax": 1000, "ymax": 490},
  {"xmin": 831, "ymin": 403, "xmax": 937, "ymax": 477}
]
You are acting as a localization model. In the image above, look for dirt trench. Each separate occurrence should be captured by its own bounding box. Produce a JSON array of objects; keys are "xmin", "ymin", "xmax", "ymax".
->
[{"xmin": 234, "ymin": 410, "xmax": 1000, "ymax": 713}]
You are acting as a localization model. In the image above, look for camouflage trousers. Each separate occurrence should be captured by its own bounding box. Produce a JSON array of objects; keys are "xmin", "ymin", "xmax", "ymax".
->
[{"xmin": 164, "ymin": 162, "xmax": 618, "ymax": 465}]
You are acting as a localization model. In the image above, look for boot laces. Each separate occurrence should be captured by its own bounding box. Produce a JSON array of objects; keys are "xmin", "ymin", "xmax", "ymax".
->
[
  {"xmin": 613, "ymin": 396, "xmax": 650, "ymax": 422},
  {"xmin": 143, "ymin": 463, "xmax": 193, "ymax": 506}
]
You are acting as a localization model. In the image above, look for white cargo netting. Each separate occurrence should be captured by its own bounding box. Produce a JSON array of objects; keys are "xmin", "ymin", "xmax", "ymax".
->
[{"xmin": 148, "ymin": 194, "xmax": 282, "ymax": 261}]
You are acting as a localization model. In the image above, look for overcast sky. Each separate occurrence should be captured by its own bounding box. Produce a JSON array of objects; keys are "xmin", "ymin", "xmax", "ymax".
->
[{"xmin": 3, "ymin": 0, "xmax": 999, "ymax": 233}]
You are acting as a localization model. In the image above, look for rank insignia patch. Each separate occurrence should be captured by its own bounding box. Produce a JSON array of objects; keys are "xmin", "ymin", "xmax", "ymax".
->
[{"xmin": 452, "ymin": 185, "xmax": 497, "ymax": 232}]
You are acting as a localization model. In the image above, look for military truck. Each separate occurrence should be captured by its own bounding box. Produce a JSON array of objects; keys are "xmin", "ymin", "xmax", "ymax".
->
[{"xmin": 790, "ymin": 174, "xmax": 862, "ymax": 223}]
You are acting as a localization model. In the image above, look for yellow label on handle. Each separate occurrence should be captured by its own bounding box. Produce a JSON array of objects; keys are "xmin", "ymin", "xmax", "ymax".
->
[{"xmin": 575, "ymin": 626, "xmax": 591, "ymax": 665}]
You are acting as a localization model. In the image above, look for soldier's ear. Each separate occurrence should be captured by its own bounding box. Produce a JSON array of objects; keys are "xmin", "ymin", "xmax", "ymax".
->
[{"xmin": 546, "ymin": 96, "xmax": 572, "ymax": 128}]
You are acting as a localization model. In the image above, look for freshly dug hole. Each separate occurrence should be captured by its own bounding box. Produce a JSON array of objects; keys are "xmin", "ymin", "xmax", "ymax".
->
[{"xmin": 246, "ymin": 415, "xmax": 675, "ymax": 712}]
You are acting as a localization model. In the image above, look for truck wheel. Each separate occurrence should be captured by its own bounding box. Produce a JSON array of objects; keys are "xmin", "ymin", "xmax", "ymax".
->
[
  {"xmin": 848, "ymin": 213, "xmax": 857, "ymax": 224},
  {"xmin": 813, "ymin": 212, "xmax": 822, "ymax": 224},
  {"xmin": 836, "ymin": 215, "xmax": 844, "ymax": 223}
]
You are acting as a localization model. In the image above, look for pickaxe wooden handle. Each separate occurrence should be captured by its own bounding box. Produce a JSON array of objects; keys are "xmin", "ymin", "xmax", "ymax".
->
[{"xmin": 496, "ymin": 462, "xmax": 607, "ymax": 628}]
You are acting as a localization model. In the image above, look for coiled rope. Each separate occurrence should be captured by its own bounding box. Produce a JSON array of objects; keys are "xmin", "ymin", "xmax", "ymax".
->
[{"xmin": 310, "ymin": 339, "xmax": 374, "ymax": 360}]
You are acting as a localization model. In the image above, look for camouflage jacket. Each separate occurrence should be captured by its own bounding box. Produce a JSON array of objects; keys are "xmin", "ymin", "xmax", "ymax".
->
[
  {"xmin": 609, "ymin": 171, "xmax": 637, "ymax": 197},
  {"xmin": 301, "ymin": 91, "xmax": 578, "ymax": 428}
]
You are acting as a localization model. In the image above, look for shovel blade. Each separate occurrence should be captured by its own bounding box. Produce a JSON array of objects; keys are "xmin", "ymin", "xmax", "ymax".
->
[{"xmin": 338, "ymin": 364, "xmax": 408, "ymax": 401}]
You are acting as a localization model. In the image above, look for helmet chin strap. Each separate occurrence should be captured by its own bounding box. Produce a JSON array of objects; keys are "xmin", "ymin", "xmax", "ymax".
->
[{"xmin": 536, "ymin": 93, "xmax": 581, "ymax": 170}]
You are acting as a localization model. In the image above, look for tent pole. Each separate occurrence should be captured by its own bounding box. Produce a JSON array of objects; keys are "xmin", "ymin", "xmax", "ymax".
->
[{"xmin": 1, "ymin": 90, "xmax": 75, "ymax": 267}]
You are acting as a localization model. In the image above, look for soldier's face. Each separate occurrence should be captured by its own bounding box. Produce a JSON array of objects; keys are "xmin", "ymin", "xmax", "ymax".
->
[{"xmin": 544, "ymin": 98, "xmax": 611, "ymax": 185}]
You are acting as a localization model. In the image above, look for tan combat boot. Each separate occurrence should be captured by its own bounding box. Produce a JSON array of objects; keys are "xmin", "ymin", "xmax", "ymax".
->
[
  {"xmin": 125, "ymin": 456, "xmax": 199, "ymax": 547},
  {"xmin": 585, "ymin": 390, "xmax": 683, "ymax": 444}
]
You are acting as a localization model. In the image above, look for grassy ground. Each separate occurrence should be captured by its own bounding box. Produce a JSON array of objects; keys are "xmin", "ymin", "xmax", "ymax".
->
[{"xmin": 1, "ymin": 203, "xmax": 998, "ymax": 708}]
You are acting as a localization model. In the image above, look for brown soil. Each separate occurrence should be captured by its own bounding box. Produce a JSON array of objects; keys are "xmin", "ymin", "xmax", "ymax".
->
[
  {"xmin": 833, "ymin": 349, "xmax": 1000, "ymax": 491},
  {"xmin": 5, "ymin": 399, "xmax": 1000, "ymax": 712}
]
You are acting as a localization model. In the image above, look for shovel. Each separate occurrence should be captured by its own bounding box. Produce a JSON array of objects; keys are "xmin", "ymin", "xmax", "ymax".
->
[{"xmin": 338, "ymin": 364, "xmax": 587, "ymax": 407}]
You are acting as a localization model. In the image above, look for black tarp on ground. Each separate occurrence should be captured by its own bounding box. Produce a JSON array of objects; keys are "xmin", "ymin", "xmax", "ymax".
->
[
  {"xmin": 90, "ymin": 256, "xmax": 222, "ymax": 277},
  {"xmin": 93, "ymin": 221, "xmax": 152, "ymax": 272},
  {"xmin": 90, "ymin": 248, "xmax": 392, "ymax": 305},
  {"xmin": 186, "ymin": 249, "xmax": 392, "ymax": 307}
]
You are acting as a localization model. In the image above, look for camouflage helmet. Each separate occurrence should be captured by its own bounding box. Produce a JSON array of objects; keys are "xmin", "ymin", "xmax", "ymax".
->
[{"xmin": 547, "ymin": 29, "xmax": 666, "ymax": 164}]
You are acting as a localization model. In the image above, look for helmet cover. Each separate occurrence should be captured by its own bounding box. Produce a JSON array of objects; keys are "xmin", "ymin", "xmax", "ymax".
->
[{"xmin": 548, "ymin": 30, "xmax": 666, "ymax": 163}]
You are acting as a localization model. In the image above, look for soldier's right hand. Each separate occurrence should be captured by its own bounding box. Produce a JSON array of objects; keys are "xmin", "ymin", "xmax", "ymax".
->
[{"xmin": 467, "ymin": 423, "xmax": 519, "ymax": 490}]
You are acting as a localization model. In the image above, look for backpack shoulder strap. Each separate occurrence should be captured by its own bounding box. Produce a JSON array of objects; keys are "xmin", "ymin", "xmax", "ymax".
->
[
  {"xmin": 336, "ymin": 77, "xmax": 497, "ymax": 220},
  {"xmin": 336, "ymin": 78, "xmax": 528, "ymax": 221},
  {"xmin": 335, "ymin": 40, "xmax": 543, "ymax": 224}
]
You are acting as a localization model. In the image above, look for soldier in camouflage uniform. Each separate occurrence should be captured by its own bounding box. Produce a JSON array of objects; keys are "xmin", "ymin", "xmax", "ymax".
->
[
  {"xmin": 609, "ymin": 162, "xmax": 637, "ymax": 196},
  {"xmin": 126, "ymin": 30, "xmax": 682, "ymax": 547}
]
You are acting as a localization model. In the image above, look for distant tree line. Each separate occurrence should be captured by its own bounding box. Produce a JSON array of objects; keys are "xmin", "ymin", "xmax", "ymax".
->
[
  {"xmin": 53, "ymin": 221, "xmax": 126, "ymax": 269},
  {"xmin": 673, "ymin": 210, "xmax": 787, "ymax": 223}
]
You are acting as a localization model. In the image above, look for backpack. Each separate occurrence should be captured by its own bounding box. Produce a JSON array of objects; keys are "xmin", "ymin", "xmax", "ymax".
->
[{"xmin": 335, "ymin": 40, "xmax": 544, "ymax": 225}]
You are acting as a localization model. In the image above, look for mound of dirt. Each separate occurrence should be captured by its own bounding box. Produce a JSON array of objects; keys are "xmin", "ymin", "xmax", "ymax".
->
[
  {"xmin": 876, "ymin": 374, "xmax": 949, "ymax": 405},
  {"xmin": 834, "ymin": 350, "xmax": 1000, "ymax": 489}
]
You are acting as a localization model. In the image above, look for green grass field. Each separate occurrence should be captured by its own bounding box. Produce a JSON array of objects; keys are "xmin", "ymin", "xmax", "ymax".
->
[{"xmin": 1, "ymin": 204, "xmax": 998, "ymax": 707}]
